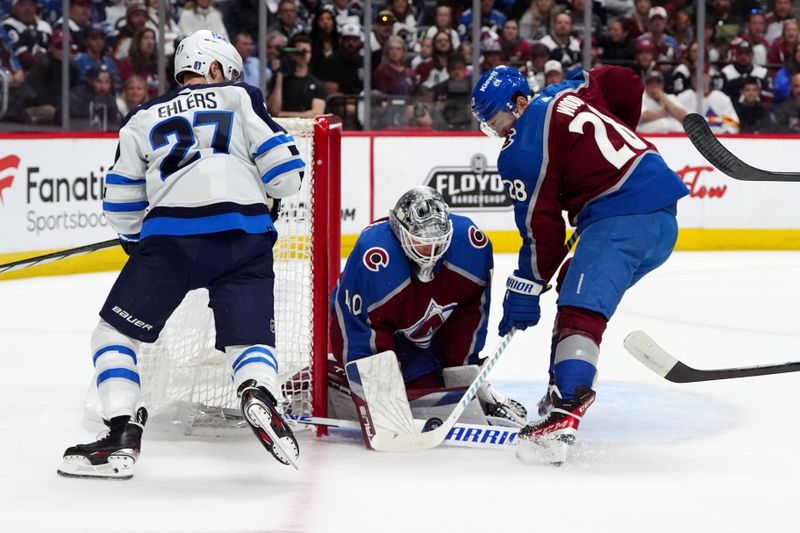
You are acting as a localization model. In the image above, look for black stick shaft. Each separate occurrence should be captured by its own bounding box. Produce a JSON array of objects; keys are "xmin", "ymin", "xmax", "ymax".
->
[{"xmin": 0, "ymin": 239, "xmax": 119, "ymax": 275}]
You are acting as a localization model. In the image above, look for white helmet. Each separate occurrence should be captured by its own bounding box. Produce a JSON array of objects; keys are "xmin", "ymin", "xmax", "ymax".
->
[
  {"xmin": 174, "ymin": 30, "xmax": 243, "ymax": 84},
  {"xmin": 389, "ymin": 186, "xmax": 453, "ymax": 283}
]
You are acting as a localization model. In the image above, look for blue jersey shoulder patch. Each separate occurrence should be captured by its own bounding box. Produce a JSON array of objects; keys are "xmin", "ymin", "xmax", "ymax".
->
[
  {"xmin": 443, "ymin": 214, "xmax": 493, "ymax": 282},
  {"xmin": 343, "ymin": 221, "xmax": 413, "ymax": 303}
]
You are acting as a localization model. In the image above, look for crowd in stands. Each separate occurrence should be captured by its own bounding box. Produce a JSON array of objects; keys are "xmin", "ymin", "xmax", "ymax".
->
[{"xmin": 1, "ymin": 0, "xmax": 800, "ymax": 133}]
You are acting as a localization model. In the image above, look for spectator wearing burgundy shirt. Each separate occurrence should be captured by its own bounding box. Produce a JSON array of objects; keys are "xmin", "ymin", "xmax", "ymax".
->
[
  {"xmin": 737, "ymin": 9, "xmax": 770, "ymax": 65},
  {"xmin": 766, "ymin": 0, "xmax": 795, "ymax": 44},
  {"xmin": 769, "ymin": 19, "xmax": 799, "ymax": 71},
  {"xmin": 416, "ymin": 30, "xmax": 452, "ymax": 93},
  {"xmin": 500, "ymin": 19, "xmax": 532, "ymax": 66},
  {"xmin": 374, "ymin": 35, "xmax": 417, "ymax": 95}
]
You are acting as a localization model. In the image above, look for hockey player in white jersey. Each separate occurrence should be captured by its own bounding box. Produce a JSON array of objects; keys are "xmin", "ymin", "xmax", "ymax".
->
[{"xmin": 58, "ymin": 30, "xmax": 303, "ymax": 479}]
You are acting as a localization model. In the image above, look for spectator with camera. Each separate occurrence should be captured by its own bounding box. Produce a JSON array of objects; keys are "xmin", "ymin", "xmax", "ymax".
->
[{"xmin": 267, "ymin": 33, "xmax": 327, "ymax": 118}]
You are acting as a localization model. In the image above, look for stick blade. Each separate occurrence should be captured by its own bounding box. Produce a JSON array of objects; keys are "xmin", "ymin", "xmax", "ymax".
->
[
  {"xmin": 623, "ymin": 330, "xmax": 680, "ymax": 379},
  {"xmin": 683, "ymin": 113, "xmax": 744, "ymax": 178}
]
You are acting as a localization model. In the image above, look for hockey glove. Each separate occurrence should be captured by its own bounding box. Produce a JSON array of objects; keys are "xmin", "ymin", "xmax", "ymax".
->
[
  {"xmin": 498, "ymin": 275, "xmax": 544, "ymax": 337},
  {"xmin": 119, "ymin": 234, "xmax": 140, "ymax": 256},
  {"xmin": 267, "ymin": 196, "xmax": 282, "ymax": 222}
]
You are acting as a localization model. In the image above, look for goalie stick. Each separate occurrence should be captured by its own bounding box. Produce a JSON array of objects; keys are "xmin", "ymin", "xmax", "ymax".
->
[
  {"xmin": 624, "ymin": 330, "xmax": 800, "ymax": 382},
  {"xmin": 286, "ymin": 416, "xmax": 520, "ymax": 449},
  {"xmin": 0, "ymin": 238, "xmax": 119, "ymax": 276},
  {"xmin": 367, "ymin": 330, "xmax": 516, "ymax": 452},
  {"xmin": 683, "ymin": 113, "xmax": 800, "ymax": 182}
]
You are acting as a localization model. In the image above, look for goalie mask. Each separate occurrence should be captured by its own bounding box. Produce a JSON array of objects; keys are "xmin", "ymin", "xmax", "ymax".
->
[
  {"xmin": 174, "ymin": 30, "xmax": 243, "ymax": 84},
  {"xmin": 389, "ymin": 186, "xmax": 453, "ymax": 282}
]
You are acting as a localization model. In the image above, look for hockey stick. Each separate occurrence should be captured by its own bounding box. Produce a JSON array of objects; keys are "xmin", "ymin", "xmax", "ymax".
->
[
  {"xmin": 286, "ymin": 415, "xmax": 520, "ymax": 449},
  {"xmin": 368, "ymin": 330, "xmax": 516, "ymax": 452},
  {"xmin": 0, "ymin": 238, "xmax": 119, "ymax": 276},
  {"xmin": 624, "ymin": 330, "xmax": 800, "ymax": 382},
  {"xmin": 683, "ymin": 113, "xmax": 800, "ymax": 182}
]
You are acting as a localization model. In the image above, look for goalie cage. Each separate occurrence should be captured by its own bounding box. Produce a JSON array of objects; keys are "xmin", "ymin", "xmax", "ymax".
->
[{"xmin": 83, "ymin": 115, "xmax": 341, "ymax": 438}]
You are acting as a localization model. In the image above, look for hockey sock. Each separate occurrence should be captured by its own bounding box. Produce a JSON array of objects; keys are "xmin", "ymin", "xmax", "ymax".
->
[
  {"xmin": 91, "ymin": 319, "xmax": 141, "ymax": 420},
  {"xmin": 226, "ymin": 344, "xmax": 279, "ymax": 397},
  {"xmin": 553, "ymin": 334, "xmax": 599, "ymax": 401}
]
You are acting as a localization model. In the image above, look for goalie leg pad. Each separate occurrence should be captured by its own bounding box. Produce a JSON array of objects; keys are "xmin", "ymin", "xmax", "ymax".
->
[
  {"xmin": 91, "ymin": 319, "xmax": 141, "ymax": 420},
  {"xmin": 345, "ymin": 351, "xmax": 416, "ymax": 449}
]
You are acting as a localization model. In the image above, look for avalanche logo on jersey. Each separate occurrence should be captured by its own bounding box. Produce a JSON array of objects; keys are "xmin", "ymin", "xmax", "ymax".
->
[
  {"xmin": 362, "ymin": 247, "xmax": 390, "ymax": 272},
  {"xmin": 468, "ymin": 226, "xmax": 488, "ymax": 249},
  {"xmin": 398, "ymin": 299, "xmax": 457, "ymax": 348}
]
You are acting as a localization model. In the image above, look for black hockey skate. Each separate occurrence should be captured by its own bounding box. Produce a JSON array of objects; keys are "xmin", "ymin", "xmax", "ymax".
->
[
  {"xmin": 238, "ymin": 380, "xmax": 300, "ymax": 469},
  {"xmin": 57, "ymin": 407, "xmax": 148, "ymax": 480},
  {"xmin": 517, "ymin": 386, "xmax": 595, "ymax": 466}
]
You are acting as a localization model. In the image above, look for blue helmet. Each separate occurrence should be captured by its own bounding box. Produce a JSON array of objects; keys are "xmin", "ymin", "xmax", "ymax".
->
[{"xmin": 470, "ymin": 66, "xmax": 532, "ymax": 123}]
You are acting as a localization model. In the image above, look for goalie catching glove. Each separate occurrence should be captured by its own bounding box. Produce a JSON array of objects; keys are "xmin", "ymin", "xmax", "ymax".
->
[{"xmin": 498, "ymin": 274, "xmax": 544, "ymax": 336}]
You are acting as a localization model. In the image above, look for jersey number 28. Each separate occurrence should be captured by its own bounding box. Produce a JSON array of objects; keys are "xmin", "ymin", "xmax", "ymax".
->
[
  {"xmin": 567, "ymin": 104, "xmax": 647, "ymax": 169},
  {"xmin": 150, "ymin": 111, "xmax": 234, "ymax": 180}
]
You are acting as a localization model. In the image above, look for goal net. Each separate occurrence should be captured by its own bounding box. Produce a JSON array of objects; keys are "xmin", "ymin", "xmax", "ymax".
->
[{"xmin": 84, "ymin": 116, "xmax": 341, "ymax": 437}]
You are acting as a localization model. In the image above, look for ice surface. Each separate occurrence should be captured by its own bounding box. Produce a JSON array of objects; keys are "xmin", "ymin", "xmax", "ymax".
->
[{"xmin": 1, "ymin": 252, "xmax": 799, "ymax": 532}]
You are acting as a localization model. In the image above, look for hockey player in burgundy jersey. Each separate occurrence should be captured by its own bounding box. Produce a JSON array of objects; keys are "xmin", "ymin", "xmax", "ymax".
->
[
  {"xmin": 329, "ymin": 186, "xmax": 527, "ymax": 444},
  {"xmin": 471, "ymin": 65, "xmax": 690, "ymax": 464}
]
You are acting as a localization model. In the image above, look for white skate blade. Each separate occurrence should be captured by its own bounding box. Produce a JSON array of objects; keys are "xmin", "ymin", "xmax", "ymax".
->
[
  {"xmin": 57, "ymin": 454, "xmax": 136, "ymax": 480},
  {"xmin": 246, "ymin": 404, "xmax": 300, "ymax": 471},
  {"xmin": 516, "ymin": 434, "xmax": 573, "ymax": 466}
]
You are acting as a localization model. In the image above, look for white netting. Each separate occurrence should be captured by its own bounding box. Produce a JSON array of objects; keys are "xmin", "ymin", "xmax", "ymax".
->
[{"xmin": 84, "ymin": 118, "xmax": 320, "ymax": 437}]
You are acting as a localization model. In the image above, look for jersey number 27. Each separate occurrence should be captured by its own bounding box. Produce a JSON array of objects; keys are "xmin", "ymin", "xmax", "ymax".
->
[{"xmin": 150, "ymin": 111, "xmax": 234, "ymax": 180}]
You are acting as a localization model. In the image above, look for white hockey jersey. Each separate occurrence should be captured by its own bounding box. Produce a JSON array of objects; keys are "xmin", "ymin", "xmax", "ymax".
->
[{"xmin": 104, "ymin": 81, "xmax": 304, "ymax": 239}]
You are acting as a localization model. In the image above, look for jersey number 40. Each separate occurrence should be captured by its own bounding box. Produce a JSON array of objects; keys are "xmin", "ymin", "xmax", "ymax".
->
[{"xmin": 150, "ymin": 110, "xmax": 234, "ymax": 180}]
